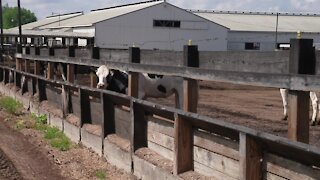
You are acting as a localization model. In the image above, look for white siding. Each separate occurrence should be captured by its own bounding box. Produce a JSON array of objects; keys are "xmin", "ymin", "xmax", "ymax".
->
[
  {"xmin": 95, "ymin": 3, "xmax": 228, "ymax": 51},
  {"xmin": 228, "ymin": 31, "xmax": 320, "ymax": 51}
]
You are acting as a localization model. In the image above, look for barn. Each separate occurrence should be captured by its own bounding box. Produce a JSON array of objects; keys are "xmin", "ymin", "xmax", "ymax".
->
[
  {"xmin": 4, "ymin": 0, "xmax": 229, "ymax": 51},
  {"xmin": 192, "ymin": 10, "xmax": 320, "ymax": 51}
]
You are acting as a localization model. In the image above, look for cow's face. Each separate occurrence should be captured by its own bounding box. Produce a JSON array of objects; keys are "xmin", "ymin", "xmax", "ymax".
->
[{"xmin": 96, "ymin": 65, "xmax": 111, "ymax": 89}]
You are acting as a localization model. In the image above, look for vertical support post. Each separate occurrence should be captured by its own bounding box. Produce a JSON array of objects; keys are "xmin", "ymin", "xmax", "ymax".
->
[
  {"xmin": 35, "ymin": 46, "xmax": 40, "ymax": 55},
  {"xmin": 288, "ymin": 38, "xmax": 315, "ymax": 143},
  {"xmin": 90, "ymin": 72, "xmax": 97, "ymax": 88},
  {"xmin": 49, "ymin": 47, "xmax": 55, "ymax": 56},
  {"xmin": 0, "ymin": 68, "xmax": 3, "ymax": 82},
  {"xmin": 47, "ymin": 62, "xmax": 54, "ymax": 79},
  {"xmin": 37, "ymin": 78, "xmax": 46, "ymax": 102},
  {"xmin": 174, "ymin": 114, "xmax": 193, "ymax": 175},
  {"xmin": 183, "ymin": 44, "xmax": 199, "ymax": 112},
  {"xmin": 239, "ymin": 133, "xmax": 262, "ymax": 180},
  {"xmin": 16, "ymin": 58, "xmax": 22, "ymax": 70},
  {"xmin": 128, "ymin": 47, "xmax": 140, "ymax": 97},
  {"xmin": 131, "ymin": 102, "xmax": 147, "ymax": 152},
  {"xmin": 91, "ymin": 46, "xmax": 100, "ymax": 59},
  {"xmin": 34, "ymin": 60, "xmax": 41, "ymax": 75},
  {"xmin": 24, "ymin": 59, "xmax": 30, "ymax": 72},
  {"xmin": 174, "ymin": 44, "xmax": 199, "ymax": 175},
  {"xmin": 25, "ymin": 46, "xmax": 30, "ymax": 54},
  {"xmin": 68, "ymin": 46, "xmax": 75, "ymax": 57},
  {"xmin": 101, "ymin": 93, "xmax": 115, "ymax": 140},
  {"xmin": 79, "ymin": 88, "xmax": 91, "ymax": 127},
  {"xmin": 67, "ymin": 64, "xmax": 74, "ymax": 83}
]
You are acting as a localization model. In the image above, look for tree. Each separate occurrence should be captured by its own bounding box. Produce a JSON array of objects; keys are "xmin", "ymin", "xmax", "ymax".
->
[{"xmin": 2, "ymin": 4, "xmax": 37, "ymax": 29}]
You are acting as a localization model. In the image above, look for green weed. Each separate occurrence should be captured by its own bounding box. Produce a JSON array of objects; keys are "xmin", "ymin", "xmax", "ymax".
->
[
  {"xmin": 95, "ymin": 170, "xmax": 106, "ymax": 180},
  {"xmin": 0, "ymin": 97, "xmax": 23, "ymax": 115}
]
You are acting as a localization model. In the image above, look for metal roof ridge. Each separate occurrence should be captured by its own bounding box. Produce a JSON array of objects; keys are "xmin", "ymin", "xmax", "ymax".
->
[
  {"xmin": 188, "ymin": 9, "xmax": 320, "ymax": 17},
  {"xmin": 46, "ymin": 11, "xmax": 84, "ymax": 18},
  {"xmin": 91, "ymin": 0, "xmax": 163, "ymax": 12}
]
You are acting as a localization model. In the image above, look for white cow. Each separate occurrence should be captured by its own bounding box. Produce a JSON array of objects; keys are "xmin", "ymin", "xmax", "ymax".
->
[
  {"xmin": 96, "ymin": 65, "xmax": 186, "ymax": 109},
  {"xmin": 280, "ymin": 88, "xmax": 319, "ymax": 125}
]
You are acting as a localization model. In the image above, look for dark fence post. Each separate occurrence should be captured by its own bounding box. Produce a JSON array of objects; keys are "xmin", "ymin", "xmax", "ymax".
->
[
  {"xmin": 37, "ymin": 78, "xmax": 46, "ymax": 102},
  {"xmin": 131, "ymin": 101, "xmax": 147, "ymax": 151},
  {"xmin": 16, "ymin": 44, "xmax": 22, "ymax": 54},
  {"xmin": 68, "ymin": 46, "xmax": 75, "ymax": 57},
  {"xmin": 0, "ymin": 68, "xmax": 3, "ymax": 82},
  {"xmin": 49, "ymin": 47, "xmax": 55, "ymax": 56},
  {"xmin": 174, "ymin": 44, "xmax": 199, "ymax": 175},
  {"xmin": 128, "ymin": 47, "xmax": 140, "ymax": 97},
  {"xmin": 101, "ymin": 93, "xmax": 115, "ymax": 141},
  {"xmin": 239, "ymin": 133, "xmax": 262, "ymax": 180},
  {"xmin": 288, "ymin": 38, "xmax": 315, "ymax": 143},
  {"xmin": 35, "ymin": 46, "xmax": 40, "ymax": 55},
  {"xmin": 91, "ymin": 46, "xmax": 100, "ymax": 59},
  {"xmin": 79, "ymin": 88, "xmax": 91, "ymax": 127}
]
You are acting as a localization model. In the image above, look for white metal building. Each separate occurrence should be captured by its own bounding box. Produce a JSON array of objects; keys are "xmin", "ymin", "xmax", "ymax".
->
[
  {"xmin": 18, "ymin": 0, "xmax": 229, "ymax": 51},
  {"xmin": 193, "ymin": 10, "xmax": 320, "ymax": 51}
]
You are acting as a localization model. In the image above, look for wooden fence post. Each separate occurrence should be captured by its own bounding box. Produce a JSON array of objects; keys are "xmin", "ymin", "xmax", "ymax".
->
[
  {"xmin": 288, "ymin": 39, "xmax": 315, "ymax": 143},
  {"xmin": 37, "ymin": 78, "xmax": 46, "ymax": 102},
  {"xmin": 35, "ymin": 46, "xmax": 40, "ymax": 55},
  {"xmin": 101, "ymin": 93, "xmax": 115, "ymax": 140},
  {"xmin": 79, "ymin": 88, "xmax": 91, "ymax": 127},
  {"xmin": 47, "ymin": 47, "xmax": 55, "ymax": 79},
  {"xmin": 239, "ymin": 133, "xmax": 262, "ymax": 180},
  {"xmin": 90, "ymin": 47, "xmax": 99, "ymax": 88},
  {"xmin": 128, "ymin": 47, "xmax": 140, "ymax": 97},
  {"xmin": 174, "ymin": 113, "xmax": 193, "ymax": 175},
  {"xmin": 131, "ymin": 101, "xmax": 147, "ymax": 151},
  {"xmin": 174, "ymin": 44, "xmax": 199, "ymax": 174}
]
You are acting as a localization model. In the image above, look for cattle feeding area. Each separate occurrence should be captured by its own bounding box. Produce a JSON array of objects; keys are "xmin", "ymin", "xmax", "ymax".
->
[{"xmin": 0, "ymin": 39, "xmax": 320, "ymax": 179}]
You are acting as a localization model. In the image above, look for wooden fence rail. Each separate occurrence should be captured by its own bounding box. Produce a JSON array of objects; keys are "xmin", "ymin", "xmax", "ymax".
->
[{"xmin": 0, "ymin": 65, "xmax": 320, "ymax": 179}]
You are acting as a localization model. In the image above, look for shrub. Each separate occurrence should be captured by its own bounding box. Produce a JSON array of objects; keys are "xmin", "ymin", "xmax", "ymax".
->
[{"xmin": 0, "ymin": 97, "xmax": 23, "ymax": 115}]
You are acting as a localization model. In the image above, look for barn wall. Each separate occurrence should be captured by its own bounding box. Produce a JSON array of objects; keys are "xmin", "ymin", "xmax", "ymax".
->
[
  {"xmin": 95, "ymin": 3, "xmax": 228, "ymax": 51},
  {"xmin": 228, "ymin": 31, "xmax": 320, "ymax": 51}
]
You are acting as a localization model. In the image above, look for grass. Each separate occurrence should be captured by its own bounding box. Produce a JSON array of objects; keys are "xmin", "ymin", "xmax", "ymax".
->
[
  {"xmin": 95, "ymin": 170, "xmax": 106, "ymax": 180},
  {"xmin": 14, "ymin": 113, "xmax": 71, "ymax": 151},
  {"xmin": 0, "ymin": 97, "xmax": 23, "ymax": 115}
]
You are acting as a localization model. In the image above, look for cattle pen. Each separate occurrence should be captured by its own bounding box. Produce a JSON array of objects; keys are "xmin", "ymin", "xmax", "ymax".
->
[{"xmin": 1, "ymin": 39, "xmax": 320, "ymax": 180}]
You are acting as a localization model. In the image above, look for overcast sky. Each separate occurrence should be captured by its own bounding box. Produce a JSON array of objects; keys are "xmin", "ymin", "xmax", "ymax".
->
[{"xmin": 2, "ymin": 0, "xmax": 320, "ymax": 19}]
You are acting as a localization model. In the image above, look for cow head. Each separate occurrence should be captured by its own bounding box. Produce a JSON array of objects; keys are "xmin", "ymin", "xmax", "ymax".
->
[{"xmin": 96, "ymin": 65, "xmax": 113, "ymax": 89}]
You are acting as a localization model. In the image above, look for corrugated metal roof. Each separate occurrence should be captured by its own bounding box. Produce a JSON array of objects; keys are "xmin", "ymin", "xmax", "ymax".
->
[
  {"xmin": 192, "ymin": 10, "xmax": 320, "ymax": 33},
  {"xmin": 3, "ymin": 29, "xmax": 93, "ymax": 38},
  {"xmin": 8, "ymin": 12, "xmax": 83, "ymax": 31},
  {"xmin": 40, "ymin": 0, "xmax": 164, "ymax": 29}
]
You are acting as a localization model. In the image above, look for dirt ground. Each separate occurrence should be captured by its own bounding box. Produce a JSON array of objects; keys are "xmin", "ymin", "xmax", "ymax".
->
[
  {"xmin": 149, "ymin": 81, "xmax": 320, "ymax": 147},
  {"xmin": 1, "ymin": 80, "xmax": 320, "ymax": 179},
  {"xmin": 0, "ymin": 108, "xmax": 135, "ymax": 180}
]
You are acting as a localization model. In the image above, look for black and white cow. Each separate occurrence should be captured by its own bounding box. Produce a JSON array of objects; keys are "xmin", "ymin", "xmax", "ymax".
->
[
  {"xmin": 280, "ymin": 88, "xmax": 319, "ymax": 126},
  {"xmin": 96, "ymin": 65, "xmax": 185, "ymax": 109}
]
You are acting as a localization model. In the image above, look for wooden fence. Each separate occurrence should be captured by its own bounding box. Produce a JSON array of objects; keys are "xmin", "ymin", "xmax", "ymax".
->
[{"xmin": 0, "ymin": 38, "xmax": 320, "ymax": 179}]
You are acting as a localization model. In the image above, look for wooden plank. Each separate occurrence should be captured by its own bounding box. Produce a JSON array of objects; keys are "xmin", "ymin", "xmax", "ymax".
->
[
  {"xmin": 47, "ymin": 62, "xmax": 54, "ymax": 79},
  {"xmin": 263, "ymin": 153, "xmax": 320, "ymax": 180},
  {"xmin": 194, "ymin": 146, "xmax": 239, "ymax": 179},
  {"xmin": 148, "ymin": 141, "xmax": 174, "ymax": 161},
  {"xmin": 174, "ymin": 114, "xmax": 193, "ymax": 175},
  {"xmin": 16, "ymin": 58, "xmax": 22, "ymax": 70},
  {"xmin": 194, "ymin": 130, "xmax": 239, "ymax": 161},
  {"xmin": 19, "ymin": 54, "xmax": 320, "ymax": 92},
  {"xmin": 114, "ymin": 107, "xmax": 130, "ymax": 140},
  {"xmin": 24, "ymin": 59, "xmax": 30, "ymax": 72},
  {"xmin": 34, "ymin": 60, "xmax": 41, "ymax": 75},
  {"xmin": 239, "ymin": 133, "xmax": 262, "ymax": 180},
  {"xmin": 128, "ymin": 72, "xmax": 139, "ymax": 98},
  {"xmin": 67, "ymin": 64, "xmax": 74, "ymax": 83},
  {"xmin": 288, "ymin": 91, "xmax": 309, "ymax": 143},
  {"xmin": 148, "ymin": 130, "xmax": 174, "ymax": 151},
  {"xmin": 90, "ymin": 72, "xmax": 97, "ymax": 88},
  {"xmin": 183, "ymin": 79, "xmax": 198, "ymax": 112},
  {"xmin": 263, "ymin": 172, "xmax": 287, "ymax": 180},
  {"xmin": 147, "ymin": 116, "xmax": 174, "ymax": 137},
  {"xmin": 194, "ymin": 161, "xmax": 237, "ymax": 180}
]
